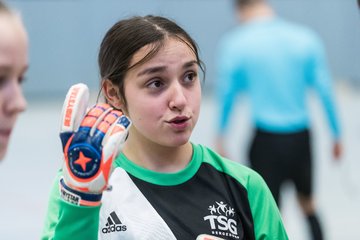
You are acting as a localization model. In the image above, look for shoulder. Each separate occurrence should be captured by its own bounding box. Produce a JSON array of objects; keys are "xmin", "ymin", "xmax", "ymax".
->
[
  {"xmin": 283, "ymin": 18, "xmax": 322, "ymax": 44},
  {"xmin": 194, "ymin": 143, "xmax": 268, "ymax": 191},
  {"xmin": 217, "ymin": 26, "xmax": 246, "ymax": 53},
  {"xmin": 275, "ymin": 18, "xmax": 325, "ymax": 57}
]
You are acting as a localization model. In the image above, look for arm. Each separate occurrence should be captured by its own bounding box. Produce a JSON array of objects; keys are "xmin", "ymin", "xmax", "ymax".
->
[
  {"xmin": 41, "ymin": 171, "xmax": 101, "ymax": 240},
  {"xmin": 42, "ymin": 83, "xmax": 130, "ymax": 239},
  {"xmin": 247, "ymin": 172, "xmax": 289, "ymax": 240},
  {"xmin": 308, "ymin": 35, "xmax": 342, "ymax": 159},
  {"xmin": 216, "ymin": 37, "xmax": 246, "ymax": 157}
]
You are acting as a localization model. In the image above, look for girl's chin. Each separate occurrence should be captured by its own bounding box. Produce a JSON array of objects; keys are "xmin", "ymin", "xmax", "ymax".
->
[
  {"xmin": 165, "ymin": 137, "xmax": 191, "ymax": 148},
  {"xmin": 0, "ymin": 148, "xmax": 7, "ymax": 160}
]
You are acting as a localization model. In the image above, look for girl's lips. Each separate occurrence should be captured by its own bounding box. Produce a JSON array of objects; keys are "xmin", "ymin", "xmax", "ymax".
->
[
  {"xmin": 168, "ymin": 115, "xmax": 190, "ymax": 123},
  {"xmin": 167, "ymin": 116, "xmax": 191, "ymax": 130},
  {"xmin": 0, "ymin": 129, "xmax": 11, "ymax": 137},
  {"xmin": 0, "ymin": 129, "xmax": 11, "ymax": 141}
]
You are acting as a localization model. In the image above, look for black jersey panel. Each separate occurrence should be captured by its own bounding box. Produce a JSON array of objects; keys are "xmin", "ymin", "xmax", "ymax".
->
[{"xmin": 128, "ymin": 162, "xmax": 255, "ymax": 240}]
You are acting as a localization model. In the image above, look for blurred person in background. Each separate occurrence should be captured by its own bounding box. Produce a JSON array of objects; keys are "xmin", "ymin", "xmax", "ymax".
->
[
  {"xmin": 215, "ymin": 0, "xmax": 342, "ymax": 239},
  {"xmin": 0, "ymin": 0, "xmax": 28, "ymax": 160}
]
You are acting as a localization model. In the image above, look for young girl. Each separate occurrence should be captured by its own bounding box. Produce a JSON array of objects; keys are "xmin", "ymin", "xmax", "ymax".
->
[
  {"xmin": 0, "ymin": 1, "xmax": 28, "ymax": 160},
  {"xmin": 42, "ymin": 15, "xmax": 288, "ymax": 240}
]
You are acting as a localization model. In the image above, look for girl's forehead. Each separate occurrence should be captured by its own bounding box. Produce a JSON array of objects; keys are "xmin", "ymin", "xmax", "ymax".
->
[
  {"xmin": 130, "ymin": 38, "xmax": 196, "ymax": 68},
  {"xmin": 0, "ymin": 16, "xmax": 27, "ymax": 47},
  {"xmin": 0, "ymin": 17, "xmax": 28, "ymax": 70}
]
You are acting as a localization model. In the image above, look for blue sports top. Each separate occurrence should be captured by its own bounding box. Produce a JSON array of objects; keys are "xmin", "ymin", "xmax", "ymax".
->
[{"xmin": 216, "ymin": 17, "xmax": 340, "ymax": 139}]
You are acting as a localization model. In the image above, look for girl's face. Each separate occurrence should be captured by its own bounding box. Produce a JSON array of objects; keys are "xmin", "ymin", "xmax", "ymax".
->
[
  {"xmin": 0, "ymin": 15, "xmax": 28, "ymax": 159},
  {"xmin": 122, "ymin": 37, "xmax": 201, "ymax": 148}
]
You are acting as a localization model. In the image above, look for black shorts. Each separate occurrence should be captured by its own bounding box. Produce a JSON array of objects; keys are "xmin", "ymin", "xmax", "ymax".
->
[{"xmin": 249, "ymin": 128, "xmax": 312, "ymax": 206}]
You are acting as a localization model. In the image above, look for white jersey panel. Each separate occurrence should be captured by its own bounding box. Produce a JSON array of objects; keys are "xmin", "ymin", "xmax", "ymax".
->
[{"xmin": 99, "ymin": 168, "xmax": 177, "ymax": 240}]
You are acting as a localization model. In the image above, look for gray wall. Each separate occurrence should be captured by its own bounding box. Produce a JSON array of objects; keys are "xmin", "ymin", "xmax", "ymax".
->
[{"xmin": 8, "ymin": 0, "xmax": 360, "ymax": 99}]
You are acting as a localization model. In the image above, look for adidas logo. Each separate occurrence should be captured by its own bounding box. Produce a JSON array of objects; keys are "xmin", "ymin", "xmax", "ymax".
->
[{"xmin": 101, "ymin": 211, "xmax": 127, "ymax": 234}]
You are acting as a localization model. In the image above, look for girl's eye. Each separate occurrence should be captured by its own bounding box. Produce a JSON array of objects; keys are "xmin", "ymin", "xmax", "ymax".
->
[
  {"xmin": 18, "ymin": 75, "xmax": 26, "ymax": 84},
  {"xmin": 0, "ymin": 76, "xmax": 8, "ymax": 89},
  {"xmin": 147, "ymin": 80, "xmax": 163, "ymax": 89},
  {"xmin": 0, "ymin": 75, "xmax": 26, "ymax": 89},
  {"xmin": 184, "ymin": 72, "xmax": 197, "ymax": 83}
]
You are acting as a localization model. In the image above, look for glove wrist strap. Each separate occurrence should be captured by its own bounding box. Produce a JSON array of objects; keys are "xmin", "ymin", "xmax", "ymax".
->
[{"xmin": 59, "ymin": 178, "xmax": 102, "ymax": 206}]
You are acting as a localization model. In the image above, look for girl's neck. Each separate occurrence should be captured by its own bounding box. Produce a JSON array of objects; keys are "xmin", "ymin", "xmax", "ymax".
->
[{"xmin": 122, "ymin": 138, "xmax": 193, "ymax": 173}]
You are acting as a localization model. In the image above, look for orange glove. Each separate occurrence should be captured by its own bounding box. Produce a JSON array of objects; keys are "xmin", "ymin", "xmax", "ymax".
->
[{"xmin": 59, "ymin": 83, "xmax": 130, "ymax": 206}]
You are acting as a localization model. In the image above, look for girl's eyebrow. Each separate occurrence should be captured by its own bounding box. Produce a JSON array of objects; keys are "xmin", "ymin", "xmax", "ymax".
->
[
  {"xmin": 137, "ymin": 60, "xmax": 198, "ymax": 77},
  {"xmin": 183, "ymin": 60, "xmax": 198, "ymax": 69},
  {"xmin": 0, "ymin": 66, "xmax": 11, "ymax": 72},
  {"xmin": 137, "ymin": 66, "xmax": 166, "ymax": 77},
  {"xmin": 0, "ymin": 65, "xmax": 28, "ymax": 73}
]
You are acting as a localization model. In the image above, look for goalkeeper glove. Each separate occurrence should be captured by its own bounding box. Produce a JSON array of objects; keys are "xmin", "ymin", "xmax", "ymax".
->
[{"xmin": 59, "ymin": 83, "xmax": 130, "ymax": 206}]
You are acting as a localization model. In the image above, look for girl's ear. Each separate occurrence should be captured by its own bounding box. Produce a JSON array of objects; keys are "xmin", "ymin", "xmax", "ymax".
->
[{"xmin": 102, "ymin": 79, "xmax": 123, "ymax": 109}]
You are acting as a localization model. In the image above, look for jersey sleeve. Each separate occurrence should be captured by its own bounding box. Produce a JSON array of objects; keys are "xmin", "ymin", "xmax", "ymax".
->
[
  {"xmin": 307, "ymin": 33, "xmax": 341, "ymax": 139},
  {"xmin": 201, "ymin": 146, "xmax": 289, "ymax": 239},
  {"xmin": 41, "ymin": 170, "xmax": 101, "ymax": 240},
  {"xmin": 246, "ymin": 171, "xmax": 289, "ymax": 239},
  {"xmin": 216, "ymin": 34, "xmax": 247, "ymax": 135}
]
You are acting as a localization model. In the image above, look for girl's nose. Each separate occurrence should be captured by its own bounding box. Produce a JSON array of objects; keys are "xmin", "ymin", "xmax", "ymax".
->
[
  {"xmin": 4, "ymin": 81, "xmax": 27, "ymax": 115},
  {"xmin": 168, "ymin": 82, "xmax": 187, "ymax": 111}
]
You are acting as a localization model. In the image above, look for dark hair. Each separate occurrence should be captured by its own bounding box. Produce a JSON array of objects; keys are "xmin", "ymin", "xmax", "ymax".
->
[
  {"xmin": 98, "ymin": 15, "xmax": 205, "ymax": 108},
  {"xmin": 235, "ymin": 0, "xmax": 263, "ymax": 8},
  {"xmin": 0, "ymin": 1, "xmax": 10, "ymax": 13}
]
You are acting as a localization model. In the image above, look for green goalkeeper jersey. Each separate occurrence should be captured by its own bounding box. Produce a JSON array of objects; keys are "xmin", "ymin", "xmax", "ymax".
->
[{"xmin": 41, "ymin": 143, "xmax": 288, "ymax": 240}]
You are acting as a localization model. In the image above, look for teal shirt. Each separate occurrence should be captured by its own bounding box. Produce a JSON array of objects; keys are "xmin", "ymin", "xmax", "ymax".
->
[
  {"xmin": 41, "ymin": 143, "xmax": 288, "ymax": 239},
  {"xmin": 217, "ymin": 17, "xmax": 340, "ymax": 139}
]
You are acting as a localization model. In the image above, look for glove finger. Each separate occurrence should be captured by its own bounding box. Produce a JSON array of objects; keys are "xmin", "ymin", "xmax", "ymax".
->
[
  {"xmin": 91, "ymin": 108, "xmax": 124, "ymax": 147},
  {"xmin": 68, "ymin": 103, "xmax": 112, "ymax": 153},
  {"xmin": 60, "ymin": 83, "xmax": 89, "ymax": 133},
  {"xmin": 78, "ymin": 103, "xmax": 114, "ymax": 144},
  {"xmin": 102, "ymin": 114, "xmax": 131, "ymax": 160},
  {"xmin": 101, "ymin": 114, "xmax": 131, "ymax": 181},
  {"xmin": 95, "ymin": 109, "xmax": 124, "ymax": 138}
]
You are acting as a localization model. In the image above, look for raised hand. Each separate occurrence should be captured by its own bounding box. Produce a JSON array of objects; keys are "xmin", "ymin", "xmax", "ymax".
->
[{"xmin": 59, "ymin": 83, "xmax": 130, "ymax": 206}]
